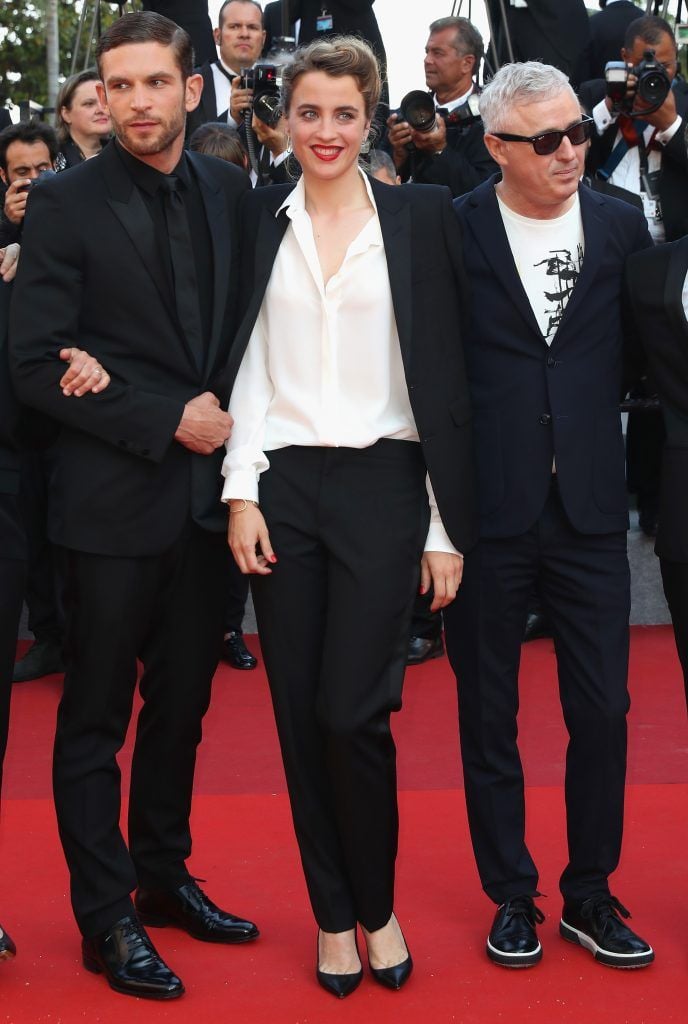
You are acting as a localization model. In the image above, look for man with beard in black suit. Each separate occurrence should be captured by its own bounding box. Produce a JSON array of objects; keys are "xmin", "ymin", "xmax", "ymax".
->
[{"xmin": 10, "ymin": 11, "xmax": 257, "ymax": 1000}]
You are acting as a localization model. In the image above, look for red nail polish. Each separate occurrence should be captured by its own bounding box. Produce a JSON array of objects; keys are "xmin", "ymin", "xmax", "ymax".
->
[{"xmin": 270, "ymin": 555, "xmax": 278, "ymax": 564}]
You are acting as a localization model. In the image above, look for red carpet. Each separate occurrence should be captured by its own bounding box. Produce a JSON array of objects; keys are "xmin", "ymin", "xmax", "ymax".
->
[{"xmin": 1, "ymin": 626, "xmax": 686, "ymax": 1022}]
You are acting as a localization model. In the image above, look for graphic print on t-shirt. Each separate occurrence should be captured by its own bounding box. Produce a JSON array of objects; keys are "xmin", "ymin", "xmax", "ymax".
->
[{"xmin": 535, "ymin": 243, "xmax": 584, "ymax": 341}]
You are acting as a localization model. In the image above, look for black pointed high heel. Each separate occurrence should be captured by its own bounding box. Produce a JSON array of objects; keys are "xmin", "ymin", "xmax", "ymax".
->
[
  {"xmin": 366, "ymin": 916, "xmax": 413, "ymax": 991},
  {"xmin": 316, "ymin": 929, "xmax": 363, "ymax": 999}
]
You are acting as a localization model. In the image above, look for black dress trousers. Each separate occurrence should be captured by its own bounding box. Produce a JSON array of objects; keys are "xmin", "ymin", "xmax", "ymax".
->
[
  {"xmin": 53, "ymin": 523, "xmax": 229, "ymax": 937},
  {"xmin": 0, "ymin": 495, "xmax": 26, "ymax": 789},
  {"xmin": 444, "ymin": 480, "xmax": 631, "ymax": 905},
  {"xmin": 250, "ymin": 441, "xmax": 428, "ymax": 933}
]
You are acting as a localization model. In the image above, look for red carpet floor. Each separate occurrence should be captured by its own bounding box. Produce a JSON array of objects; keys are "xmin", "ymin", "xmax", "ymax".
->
[{"xmin": 0, "ymin": 626, "xmax": 686, "ymax": 1022}]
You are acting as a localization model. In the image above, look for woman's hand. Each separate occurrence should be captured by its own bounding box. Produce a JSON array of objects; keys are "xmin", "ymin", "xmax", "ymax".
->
[
  {"xmin": 0, "ymin": 243, "xmax": 20, "ymax": 282},
  {"xmin": 58, "ymin": 347, "xmax": 111, "ymax": 396},
  {"xmin": 228, "ymin": 501, "xmax": 277, "ymax": 575},
  {"xmin": 420, "ymin": 551, "xmax": 464, "ymax": 612}
]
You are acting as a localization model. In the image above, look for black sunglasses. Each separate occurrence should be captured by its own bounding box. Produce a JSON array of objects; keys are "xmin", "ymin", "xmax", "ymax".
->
[{"xmin": 492, "ymin": 116, "xmax": 593, "ymax": 156}]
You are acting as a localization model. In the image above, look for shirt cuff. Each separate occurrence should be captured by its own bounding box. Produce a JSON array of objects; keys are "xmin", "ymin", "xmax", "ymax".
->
[
  {"xmin": 221, "ymin": 469, "xmax": 259, "ymax": 504},
  {"xmin": 592, "ymin": 97, "xmax": 616, "ymax": 135},
  {"xmin": 424, "ymin": 521, "xmax": 461, "ymax": 556},
  {"xmin": 656, "ymin": 115, "xmax": 682, "ymax": 144}
]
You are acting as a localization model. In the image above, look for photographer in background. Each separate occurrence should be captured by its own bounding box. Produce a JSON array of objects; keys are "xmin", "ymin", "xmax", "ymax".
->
[
  {"xmin": 580, "ymin": 15, "xmax": 688, "ymax": 540},
  {"xmin": 186, "ymin": 0, "xmax": 265, "ymax": 136},
  {"xmin": 579, "ymin": 15, "xmax": 688, "ymax": 244},
  {"xmin": 385, "ymin": 17, "xmax": 497, "ymax": 199},
  {"xmin": 0, "ymin": 122, "xmax": 58, "ymax": 248}
]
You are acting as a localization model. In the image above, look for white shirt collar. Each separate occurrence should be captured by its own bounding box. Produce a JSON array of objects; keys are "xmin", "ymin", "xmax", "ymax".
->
[
  {"xmin": 277, "ymin": 166, "xmax": 380, "ymax": 221},
  {"xmin": 435, "ymin": 83, "xmax": 475, "ymax": 113}
]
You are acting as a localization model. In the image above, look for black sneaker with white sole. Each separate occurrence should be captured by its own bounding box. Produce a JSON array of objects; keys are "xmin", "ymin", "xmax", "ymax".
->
[
  {"xmin": 487, "ymin": 894, "xmax": 544, "ymax": 967},
  {"xmin": 560, "ymin": 894, "xmax": 654, "ymax": 969}
]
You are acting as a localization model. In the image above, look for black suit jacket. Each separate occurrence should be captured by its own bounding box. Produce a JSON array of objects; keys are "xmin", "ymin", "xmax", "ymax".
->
[
  {"xmin": 579, "ymin": 77, "xmax": 688, "ymax": 242},
  {"xmin": 454, "ymin": 177, "xmax": 651, "ymax": 539},
  {"xmin": 10, "ymin": 141, "xmax": 250, "ymax": 557},
  {"xmin": 578, "ymin": 1, "xmax": 645, "ymax": 82},
  {"xmin": 0, "ymin": 110, "xmax": 10, "ymax": 132},
  {"xmin": 226, "ymin": 177, "xmax": 477, "ymax": 554},
  {"xmin": 263, "ymin": 1, "xmax": 386, "ymax": 66},
  {"xmin": 0, "ymin": 282, "xmax": 25, "ymax": 560},
  {"xmin": 487, "ymin": 0, "xmax": 591, "ymax": 87},
  {"xmin": 626, "ymin": 237, "xmax": 688, "ymax": 561}
]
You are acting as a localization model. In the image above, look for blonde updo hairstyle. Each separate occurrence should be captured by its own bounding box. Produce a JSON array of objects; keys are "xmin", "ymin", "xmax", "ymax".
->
[{"xmin": 281, "ymin": 35, "xmax": 382, "ymax": 121}]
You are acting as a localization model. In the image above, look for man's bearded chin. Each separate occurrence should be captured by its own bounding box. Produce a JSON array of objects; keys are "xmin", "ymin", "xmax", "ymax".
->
[{"xmin": 114, "ymin": 112, "xmax": 185, "ymax": 157}]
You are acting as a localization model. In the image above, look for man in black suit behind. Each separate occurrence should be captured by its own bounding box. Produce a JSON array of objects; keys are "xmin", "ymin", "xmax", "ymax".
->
[
  {"xmin": 626, "ymin": 238, "xmax": 688, "ymax": 713},
  {"xmin": 580, "ymin": 1, "xmax": 645, "ymax": 82},
  {"xmin": 446, "ymin": 60, "xmax": 654, "ymax": 971},
  {"xmin": 10, "ymin": 11, "xmax": 257, "ymax": 1000}
]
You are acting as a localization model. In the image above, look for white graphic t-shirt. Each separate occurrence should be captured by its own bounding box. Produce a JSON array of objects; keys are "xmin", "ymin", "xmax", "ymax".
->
[{"xmin": 496, "ymin": 193, "xmax": 585, "ymax": 345}]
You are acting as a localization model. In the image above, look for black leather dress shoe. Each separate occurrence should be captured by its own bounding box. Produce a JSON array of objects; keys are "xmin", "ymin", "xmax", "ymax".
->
[
  {"xmin": 12, "ymin": 640, "xmax": 65, "ymax": 683},
  {"xmin": 316, "ymin": 931, "xmax": 363, "ymax": 999},
  {"xmin": 136, "ymin": 881, "xmax": 259, "ymax": 944},
  {"xmin": 487, "ymin": 894, "xmax": 544, "ymax": 967},
  {"xmin": 406, "ymin": 634, "xmax": 444, "ymax": 666},
  {"xmin": 222, "ymin": 632, "xmax": 258, "ymax": 670},
  {"xmin": 522, "ymin": 611, "xmax": 551, "ymax": 643},
  {"xmin": 560, "ymin": 894, "xmax": 654, "ymax": 968},
  {"xmin": 0, "ymin": 923, "xmax": 16, "ymax": 960},
  {"xmin": 82, "ymin": 916, "xmax": 184, "ymax": 999}
]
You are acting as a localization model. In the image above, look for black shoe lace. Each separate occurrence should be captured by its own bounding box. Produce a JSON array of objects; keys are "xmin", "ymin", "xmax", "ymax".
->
[
  {"xmin": 503, "ymin": 893, "xmax": 545, "ymax": 926},
  {"xmin": 580, "ymin": 894, "xmax": 631, "ymax": 934},
  {"xmin": 122, "ymin": 917, "xmax": 155, "ymax": 954}
]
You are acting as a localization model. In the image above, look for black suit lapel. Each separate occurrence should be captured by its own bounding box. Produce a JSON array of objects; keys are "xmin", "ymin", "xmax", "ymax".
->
[
  {"xmin": 464, "ymin": 180, "xmax": 543, "ymax": 341},
  {"xmin": 226, "ymin": 190, "xmax": 291, "ymax": 385},
  {"xmin": 100, "ymin": 144, "xmax": 170, "ymax": 309},
  {"xmin": 370, "ymin": 178, "xmax": 413, "ymax": 370},
  {"xmin": 549, "ymin": 185, "xmax": 606, "ymax": 349},
  {"xmin": 188, "ymin": 151, "xmax": 232, "ymax": 377}
]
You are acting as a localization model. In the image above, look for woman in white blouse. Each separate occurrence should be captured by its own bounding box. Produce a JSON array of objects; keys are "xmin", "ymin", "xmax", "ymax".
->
[{"xmin": 223, "ymin": 36, "xmax": 475, "ymax": 998}]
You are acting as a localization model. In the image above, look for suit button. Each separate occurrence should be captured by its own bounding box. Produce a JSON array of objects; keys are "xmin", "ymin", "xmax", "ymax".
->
[
  {"xmin": 547, "ymin": 356, "xmax": 556, "ymax": 368},
  {"xmin": 539, "ymin": 414, "xmax": 551, "ymax": 425}
]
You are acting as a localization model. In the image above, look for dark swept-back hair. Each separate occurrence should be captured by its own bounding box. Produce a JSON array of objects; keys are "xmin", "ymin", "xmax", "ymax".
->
[
  {"xmin": 0, "ymin": 120, "xmax": 59, "ymax": 172},
  {"xmin": 96, "ymin": 11, "xmax": 194, "ymax": 82},
  {"xmin": 281, "ymin": 36, "xmax": 381, "ymax": 119},
  {"xmin": 624, "ymin": 15, "xmax": 676, "ymax": 53}
]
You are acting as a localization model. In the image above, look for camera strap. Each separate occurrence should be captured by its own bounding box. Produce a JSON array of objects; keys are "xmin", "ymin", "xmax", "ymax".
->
[{"xmin": 596, "ymin": 117, "xmax": 647, "ymax": 181}]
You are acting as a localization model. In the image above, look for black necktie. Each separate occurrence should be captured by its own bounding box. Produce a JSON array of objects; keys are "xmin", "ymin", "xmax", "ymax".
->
[{"xmin": 160, "ymin": 175, "xmax": 205, "ymax": 371}]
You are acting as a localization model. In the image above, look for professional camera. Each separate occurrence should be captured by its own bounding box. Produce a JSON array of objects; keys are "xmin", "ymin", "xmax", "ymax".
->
[
  {"xmin": 604, "ymin": 48, "xmax": 671, "ymax": 112},
  {"xmin": 240, "ymin": 63, "xmax": 283, "ymax": 126},
  {"xmin": 397, "ymin": 89, "xmax": 481, "ymax": 138}
]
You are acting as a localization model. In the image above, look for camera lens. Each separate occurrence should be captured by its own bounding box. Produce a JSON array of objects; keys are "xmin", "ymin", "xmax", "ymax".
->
[
  {"xmin": 399, "ymin": 91, "xmax": 436, "ymax": 133},
  {"xmin": 638, "ymin": 70, "xmax": 670, "ymax": 106}
]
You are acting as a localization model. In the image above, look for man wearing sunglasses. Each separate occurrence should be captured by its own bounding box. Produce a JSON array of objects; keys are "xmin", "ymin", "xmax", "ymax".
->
[{"xmin": 445, "ymin": 60, "xmax": 654, "ymax": 971}]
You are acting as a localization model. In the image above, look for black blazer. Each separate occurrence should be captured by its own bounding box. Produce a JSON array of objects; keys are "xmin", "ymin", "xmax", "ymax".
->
[
  {"xmin": 226, "ymin": 176, "xmax": 477, "ymax": 554},
  {"xmin": 487, "ymin": 0, "xmax": 591, "ymax": 87},
  {"xmin": 626, "ymin": 237, "xmax": 688, "ymax": 561},
  {"xmin": 10, "ymin": 141, "xmax": 250, "ymax": 557},
  {"xmin": 454, "ymin": 176, "xmax": 651, "ymax": 539},
  {"xmin": 0, "ymin": 281, "xmax": 25, "ymax": 560},
  {"xmin": 263, "ymin": 0, "xmax": 386, "ymax": 66},
  {"xmin": 578, "ymin": 1, "xmax": 645, "ymax": 82},
  {"xmin": 579, "ymin": 77, "xmax": 688, "ymax": 242}
]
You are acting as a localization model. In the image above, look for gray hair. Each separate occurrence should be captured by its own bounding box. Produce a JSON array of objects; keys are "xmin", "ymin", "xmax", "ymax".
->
[
  {"xmin": 479, "ymin": 61, "xmax": 573, "ymax": 134},
  {"xmin": 367, "ymin": 148, "xmax": 397, "ymax": 182}
]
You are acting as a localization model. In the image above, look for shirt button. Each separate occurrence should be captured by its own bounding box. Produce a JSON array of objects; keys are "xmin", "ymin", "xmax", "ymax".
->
[
  {"xmin": 539, "ymin": 414, "xmax": 551, "ymax": 426},
  {"xmin": 547, "ymin": 356, "xmax": 556, "ymax": 368}
]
